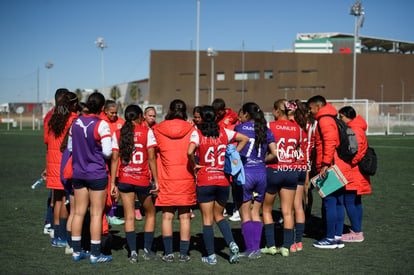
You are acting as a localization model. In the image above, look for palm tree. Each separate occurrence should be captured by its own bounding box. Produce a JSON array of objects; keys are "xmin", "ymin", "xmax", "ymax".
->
[
  {"xmin": 110, "ymin": 85, "xmax": 121, "ymax": 102},
  {"xmin": 75, "ymin": 88, "xmax": 82, "ymax": 101},
  {"xmin": 129, "ymin": 84, "xmax": 139, "ymax": 104}
]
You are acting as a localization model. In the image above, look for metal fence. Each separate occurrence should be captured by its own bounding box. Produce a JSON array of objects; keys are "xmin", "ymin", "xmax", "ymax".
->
[{"xmin": 2, "ymin": 100, "xmax": 414, "ymax": 135}]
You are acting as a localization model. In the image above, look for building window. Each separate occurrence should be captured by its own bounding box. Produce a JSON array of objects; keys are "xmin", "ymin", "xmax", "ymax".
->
[
  {"xmin": 236, "ymin": 89, "xmax": 248, "ymax": 93},
  {"xmin": 234, "ymin": 71, "xmax": 260, "ymax": 80},
  {"xmin": 278, "ymin": 86, "xmax": 296, "ymax": 90},
  {"xmin": 217, "ymin": 72, "xmax": 225, "ymax": 81},
  {"xmin": 278, "ymin": 70, "xmax": 297, "ymax": 74},
  {"xmin": 264, "ymin": 70, "xmax": 273, "ymax": 79},
  {"xmin": 180, "ymin": 72, "xmax": 193, "ymax": 76},
  {"xmin": 300, "ymin": 85, "xmax": 325, "ymax": 90},
  {"xmin": 301, "ymin": 69, "xmax": 318, "ymax": 73}
]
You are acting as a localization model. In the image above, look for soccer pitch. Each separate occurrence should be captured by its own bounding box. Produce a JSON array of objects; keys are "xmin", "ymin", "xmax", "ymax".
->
[{"xmin": 0, "ymin": 130, "xmax": 413, "ymax": 274}]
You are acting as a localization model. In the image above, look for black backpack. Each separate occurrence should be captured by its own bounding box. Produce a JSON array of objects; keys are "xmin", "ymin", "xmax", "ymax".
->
[
  {"xmin": 358, "ymin": 146, "xmax": 377, "ymax": 176},
  {"xmin": 318, "ymin": 115, "xmax": 358, "ymax": 163}
]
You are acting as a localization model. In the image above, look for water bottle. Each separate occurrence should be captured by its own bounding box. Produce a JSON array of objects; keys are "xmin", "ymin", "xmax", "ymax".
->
[{"xmin": 31, "ymin": 178, "xmax": 44, "ymax": 189}]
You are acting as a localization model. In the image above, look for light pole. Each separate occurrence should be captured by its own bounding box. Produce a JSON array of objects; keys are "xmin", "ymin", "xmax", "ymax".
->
[
  {"xmin": 95, "ymin": 37, "xmax": 108, "ymax": 92},
  {"xmin": 195, "ymin": 0, "xmax": 200, "ymax": 107},
  {"xmin": 207, "ymin": 47, "xmax": 218, "ymax": 104},
  {"xmin": 45, "ymin": 61, "xmax": 53, "ymax": 102},
  {"xmin": 350, "ymin": 1, "xmax": 365, "ymax": 102},
  {"xmin": 380, "ymin": 84, "xmax": 384, "ymax": 115},
  {"xmin": 401, "ymin": 79, "xmax": 405, "ymax": 114},
  {"xmin": 241, "ymin": 40, "xmax": 245, "ymax": 106}
]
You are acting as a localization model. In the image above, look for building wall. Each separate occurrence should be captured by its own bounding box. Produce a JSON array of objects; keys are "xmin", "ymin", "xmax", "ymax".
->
[{"xmin": 149, "ymin": 50, "xmax": 414, "ymax": 112}]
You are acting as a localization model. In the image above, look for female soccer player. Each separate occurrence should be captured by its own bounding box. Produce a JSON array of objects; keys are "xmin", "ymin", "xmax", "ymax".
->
[
  {"xmin": 234, "ymin": 102, "xmax": 277, "ymax": 259},
  {"xmin": 153, "ymin": 99, "xmax": 196, "ymax": 263},
  {"xmin": 339, "ymin": 106, "xmax": 371, "ymax": 242},
  {"xmin": 69, "ymin": 92, "xmax": 113, "ymax": 264},
  {"xmin": 110, "ymin": 105, "xmax": 159, "ymax": 263},
  {"xmin": 288, "ymin": 100, "xmax": 311, "ymax": 252},
  {"xmin": 45, "ymin": 91, "xmax": 79, "ymax": 247},
  {"xmin": 187, "ymin": 105, "xmax": 248, "ymax": 265},
  {"xmin": 262, "ymin": 99, "xmax": 303, "ymax": 257}
]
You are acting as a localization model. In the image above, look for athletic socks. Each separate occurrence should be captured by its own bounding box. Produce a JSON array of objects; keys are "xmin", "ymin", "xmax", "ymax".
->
[
  {"xmin": 295, "ymin": 223, "xmax": 305, "ymax": 243},
  {"xmin": 163, "ymin": 236, "xmax": 173, "ymax": 255},
  {"xmin": 252, "ymin": 221, "xmax": 262, "ymax": 251},
  {"xmin": 283, "ymin": 228, "xmax": 294, "ymax": 249},
  {"xmin": 180, "ymin": 240, "xmax": 190, "ymax": 256},
  {"xmin": 59, "ymin": 218, "xmax": 67, "ymax": 240},
  {"xmin": 91, "ymin": 240, "xmax": 101, "ymax": 257},
  {"xmin": 203, "ymin": 225, "xmax": 215, "ymax": 256},
  {"xmin": 264, "ymin": 223, "xmax": 275, "ymax": 248},
  {"xmin": 66, "ymin": 230, "xmax": 72, "ymax": 248},
  {"xmin": 217, "ymin": 219, "xmax": 234, "ymax": 246},
  {"xmin": 143, "ymin": 231, "xmax": 154, "ymax": 251},
  {"xmin": 125, "ymin": 231, "xmax": 136, "ymax": 252},
  {"xmin": 241, "ymin": 221, "xmax": 253, "ymax": 253},
  {"xmin": 72, "ymin": 236, "xmax": 82, "ymax": 253}
]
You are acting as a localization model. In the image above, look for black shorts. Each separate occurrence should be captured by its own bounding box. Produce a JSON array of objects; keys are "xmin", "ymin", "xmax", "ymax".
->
[
  {"xmin": 117, "ymin": 182, "xmax": 152, "ymax": 198},
  {"xmin": 196, "ymin": 185, "xmax": 229, "ymax": 204},
  {"xmin": 266, "ymin": 168, "xmax": 298, "ymax": 193},
  {"xmin": 72, "ymin": 177, "xmax": 108, "ymax": 191},
  {"xmin": 297, "ymin": 170, "xmax": 307, "ymax": 186}
]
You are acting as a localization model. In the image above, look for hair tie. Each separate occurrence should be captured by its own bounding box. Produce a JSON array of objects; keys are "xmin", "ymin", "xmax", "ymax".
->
[{"xmin": 285, "ymin": 101, "xmax": 297, "ymax": 111}]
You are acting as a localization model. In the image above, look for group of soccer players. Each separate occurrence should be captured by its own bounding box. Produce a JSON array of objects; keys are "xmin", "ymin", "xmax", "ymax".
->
[{"xmin": 43, "ymin": 90, "xmax": 370, "ymax": 265}]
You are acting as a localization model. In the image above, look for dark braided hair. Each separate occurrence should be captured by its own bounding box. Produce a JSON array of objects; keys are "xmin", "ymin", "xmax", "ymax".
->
[
  {"xmin": 198, "ymin": 105, "xmax": 220, "ymax": 138},
  {"xmin": 119, "ymin": 105, "xmax": 143, "ymax": 165},
  {"xmin": 242, "ymin": 102, "xmax": 267, "ymax": 150}
]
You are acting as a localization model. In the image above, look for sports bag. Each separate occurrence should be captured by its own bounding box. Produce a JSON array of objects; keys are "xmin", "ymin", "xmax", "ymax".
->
[
  {"xmin": 358, "ymin": 146, "xmax": 377, "ymax": 176},
  {"xmin": 318, "ymin": 115, "xmax": 358, "ymax": 163}
]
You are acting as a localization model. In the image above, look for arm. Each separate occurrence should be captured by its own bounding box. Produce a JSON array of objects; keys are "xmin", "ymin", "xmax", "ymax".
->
[
  {"xmin": 110, "ymin": 149, "xmax": 119, "ymax": 198},
  {"xmin": 234, "ymin": 132, "xmax": 249, "ymax": 153},
  {"xmin": 187, "ymin": 143, "xmax": 203, "ymax": 172},
  {"xmin": 147, "ymin": 147, "xmax": 159, "ymax": 195},
  {"xmin": 265, "ymin": 142, "xmax": 278, "ymax": 164}
]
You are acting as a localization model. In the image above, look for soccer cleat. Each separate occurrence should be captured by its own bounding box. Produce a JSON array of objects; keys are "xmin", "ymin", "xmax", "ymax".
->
[
  {"xmin": 178, "ymin": 254, "xmax": 191, "ymax": 262},
  {"xmin": 107, "ymin": 216, "xmax": 125, "ymax": 225},
  {"xmin": 290, "ymin": 243, "xmax": 297, "ymax": 253},
  {"xmin": 313, "ymin": 238, "xmax": 338, "ymax": 249},
  {"xmin": 295, "ymin": 242, "xmax": 303, "ymax": 252},
  {"xmin": 279, "ymin": 247, "xmax": 289, "ymax": 257},
  {"xmin": 89, "ymin": 254, "xmax": 113, "ymax": 264},
  {"xmin": 223, "ymin": 209, "xmax": 228, "ymax": 217},
  {"xmin": 229, "ymin": 241, "xmax": 240, "ymax": 263},
  {"xmin": 51, "ymin": 237, "xmax": 67, "ymax": 248},
  {"xmin": 229, "ymin": 210, "xmax": 241, "ymax": 222},
  {"xmin": 342, "ymin": 231, "xmax": 364, "ymax": 242},
  {"xmin": 43, "ymin": 223, "xmax": 52, "ymax": 235},
  {"xmin": 335, "ymin": 239, "xmax": 345, "ymax": 249},
  {"xmin": 261, "ymin": 246, "xmax": 278, "ymax": 255},
  {"xmin": 65, "ymin": 244, "xmax": 73, "ymax": 255},
  {"xmin": 201, "ymin": 254, "xmax": 217, "ymax": 265},
  {"xmin": 240, "ymin": 249, "xmax": 261, "ymax": 259},
  {"xmin": 161, "ymin": 253, "xmax": 175, "ymax": 263},
  {"xmin": 142, "ymin": 248, "xmax": 159, "ymax": 260},
  {"xmin": 135, "ymin": 209, "xmax": 143, "ymax": 221},
  {"xmin": 72, "ymin": 251, "xmax": 90, "ymax": 261},
  {"xmin": 129, "ymin": 252, "xmax": 138, "ymax": 263}
]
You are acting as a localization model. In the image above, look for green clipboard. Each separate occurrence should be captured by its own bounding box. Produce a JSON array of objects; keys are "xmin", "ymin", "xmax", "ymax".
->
[{"xmin": 311, "ymin": 165, "xmax": 348, "ymax": 198}]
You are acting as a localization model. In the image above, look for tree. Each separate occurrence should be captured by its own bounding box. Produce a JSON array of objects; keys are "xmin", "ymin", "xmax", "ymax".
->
[
  {"xmin": 129, "ymin": 84, "xmax": 139, "ymax": 104},
  {"xmin": 75, "ymin": 88, "xmax": 82, "ymax": 101},
  {"xmin": 110, "ymin": 85, "xmax": 121, "ymax": 102}
]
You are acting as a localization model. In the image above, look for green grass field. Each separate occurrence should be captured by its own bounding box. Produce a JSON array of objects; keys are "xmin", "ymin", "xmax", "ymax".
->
[{"xmin": 0, "ymin": 130, "xmax": 413, "ymax": 274}]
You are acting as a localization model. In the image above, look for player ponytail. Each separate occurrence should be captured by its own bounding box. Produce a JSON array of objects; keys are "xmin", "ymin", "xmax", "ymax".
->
[
  {"xmin": 48, "ymin": 91, "xmax": 78, "ymax": 138},
  {"xmin": 242, "ymin": 102, "xmax": 267, "ymax": 150},
  {"xmin": 119, "ymin": 105, "xmax": 143, "ymax": 165},
  {"xmin": 198, "ymin": 105, "xmax": 220, "ymax": 138}
]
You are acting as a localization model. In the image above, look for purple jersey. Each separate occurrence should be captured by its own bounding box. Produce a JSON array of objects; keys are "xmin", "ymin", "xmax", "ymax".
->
[
  {"xmin": 71, "ymin": 115, "xmax": 108, "ymax": 180},
  {"xmin": 234, "ymin": 121, "xmax": 275, "ymax": 171}
]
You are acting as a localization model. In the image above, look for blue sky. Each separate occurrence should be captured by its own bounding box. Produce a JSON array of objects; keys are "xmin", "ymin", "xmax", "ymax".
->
[{"xmin": 0, "ymin": 0, "xmax": 413, "ymax": 103}]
